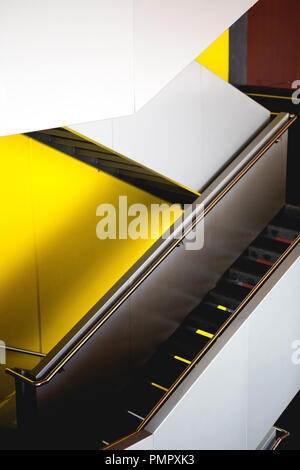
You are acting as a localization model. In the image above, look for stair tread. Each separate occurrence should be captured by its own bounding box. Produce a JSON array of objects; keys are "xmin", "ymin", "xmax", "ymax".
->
[
  {"xmin": 250, "ymin": 236, "xmax": 289, "ymax": 254},
  {"xmin": 270, "ymin": 208, "xmax": 300, "ymax": 232},
  {"xmin": 231, "ymin": 256, "xmax": 270, "ymax": 277}
]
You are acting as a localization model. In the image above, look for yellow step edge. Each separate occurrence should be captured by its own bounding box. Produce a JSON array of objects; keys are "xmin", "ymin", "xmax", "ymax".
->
[
  {"xmin": 217, "ymin": 305, "xmax": 227, "ymax": 311},
  {"xmin": 173, "ymin": 355, "xmax": 191, "ymax": 365},
  {"xmin": 195, "ymin": 329, "xmax": 214, "ymax": 339},
  {"xmin": 151, "ymin": 382, "xmax": 169, "ymax": 392}
]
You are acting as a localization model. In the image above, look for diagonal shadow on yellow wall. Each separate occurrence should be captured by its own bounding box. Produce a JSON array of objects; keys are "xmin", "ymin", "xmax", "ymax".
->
[{"xmin": 0, "ymin": 134, "xmax": 181, "ymax": 355}]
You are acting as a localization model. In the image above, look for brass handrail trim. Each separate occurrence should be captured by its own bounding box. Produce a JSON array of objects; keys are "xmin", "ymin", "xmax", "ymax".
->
[
  {"xmin": 102, "ymin": 431, "xmax": 140, "ymax": 451},
  {"xmin": 271, "ymin": 426, "xmax": 290, "ymax": 450},
  {"xmin": 5, "ymin": 114, "xmax": 297, "ymax": 387},
  {"xmin": 247, "ymin": 92, "xmax": 300, "ymax": 102}
]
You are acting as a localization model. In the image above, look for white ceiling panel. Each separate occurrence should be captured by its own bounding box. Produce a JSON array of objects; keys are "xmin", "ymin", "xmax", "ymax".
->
[
  {"xmin": 0, "ymin": 0, "xmax": 134, "ymax": 136},
  {"xmin": 71, "ymin": 62, "xmax": 270, "ymax": 193}
]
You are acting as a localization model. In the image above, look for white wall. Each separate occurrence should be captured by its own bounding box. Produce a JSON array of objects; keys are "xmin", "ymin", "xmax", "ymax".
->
[
  {"xmin": 247, "ymin": 256, "xmax": 300, "ymax": 448},
  {"xmin": 71, "ymin": 62, "xmax": 269, "ymax": 193},
  {"xmin": 0, "ymin": 0, "xmax": 258, "ymax": 136}
]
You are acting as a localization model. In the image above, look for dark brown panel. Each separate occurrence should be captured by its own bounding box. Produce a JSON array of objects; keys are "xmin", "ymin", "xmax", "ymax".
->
[
  {"xmin": 247, "ymin": 0, "xmax": 300, "ymax": 89},
  {"xmin": 229, "ymin": 13, "xmax": 248, "ymax": 86}
]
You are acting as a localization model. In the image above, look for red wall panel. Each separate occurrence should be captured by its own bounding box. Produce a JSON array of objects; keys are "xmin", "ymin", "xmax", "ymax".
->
[{"xmin": 247, "ymin": 0, "xmax": 300, "ymax": 89}]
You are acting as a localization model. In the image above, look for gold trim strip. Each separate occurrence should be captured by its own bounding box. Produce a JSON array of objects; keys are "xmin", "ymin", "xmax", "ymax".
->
[{"xmin": 247, "ymin": 92, "xmax": 300, "ymax": 101}]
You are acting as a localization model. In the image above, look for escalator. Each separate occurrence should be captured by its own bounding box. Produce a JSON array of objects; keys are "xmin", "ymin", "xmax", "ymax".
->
[
  {"xmin": 0, "ymin": 112, "xmax": 299, "ymax": 450},
  {"xmin": 100, "ymin": 204, "xmax": 300, "ymax": 448}
]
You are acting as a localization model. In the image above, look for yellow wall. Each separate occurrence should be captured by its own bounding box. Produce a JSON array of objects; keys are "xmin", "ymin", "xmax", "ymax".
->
[
  {"xmin": 196, "ymin": 30, "xmax": 229, "ymax": 82},
  {"xmin": 0, "ymin": 135, "xmax": 181, "ymax": 354},
  {"xmin": 0, "ymin": 135, "xmax": 40, "ymax": 352}
]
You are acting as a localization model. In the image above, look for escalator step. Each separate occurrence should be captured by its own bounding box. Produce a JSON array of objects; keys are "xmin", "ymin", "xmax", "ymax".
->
[
  {"xmin": 204, "ymin": 294, "xmax": 236, "ymax": 313},
  {"xmin": 270, "ymin": 206, "xmax": 300, "ymax": 233},
  {"xmin": 205, "ymin": 286, "xmax": 241, "ymax": 309},
  {"xmin": 231, "ymin": 256, "xmax": 270, "ymax": 278},
  {"xmin": 136, "ymin": 355, "xmax": 187, "ymax": 391},
  {"xmin": 124, "ymin": 382, "xmax": 166, "ymax": 421},
  {"xmin": 223, "ymin": 275, "xmax": 255, "ymax": 290},
  {"xmin": 223, "ymin": 256, "xmax": 269, "ymax": 289},
  {"xmin": 247, "ymin": 246, "xmax": 279, "ymax": 264},
  {"xmin": 267, "ymin": 224, "xmax": 298, "ymax": 242},
  {"xmin": 251, "ymin": 236, "xmax": 289, "ymax": 255},
  {"xmin": 213, "ymin": 280, "xmax": 252, "ymax": 302},
  {"xmin": 183, "ymin": 303, "xmax": 229, "ymax": 333},
  {"xmin": 159, "ymin": 330, "xmax": 209, "ymax": 362},
  {"xmin": 184, "ymin": 323, "xmax": 215, "ymax": 338}
]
